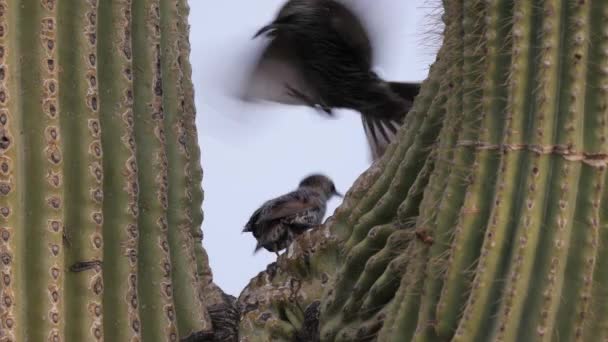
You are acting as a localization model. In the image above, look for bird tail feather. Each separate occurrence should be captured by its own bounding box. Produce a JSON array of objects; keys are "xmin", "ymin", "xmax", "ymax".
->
[
  {"xmin": 361, "ymin": 114, "xmax": 402, "ymax": 161},
  {"xmin": 360, "ymin": 81, "xmax": 421, "ymax": 160}
]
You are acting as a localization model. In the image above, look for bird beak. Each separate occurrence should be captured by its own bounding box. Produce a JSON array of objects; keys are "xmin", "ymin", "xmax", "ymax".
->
[
  {"xmin": 253, "ymin": 24, "xmax": 276, "ymax": 39},
  {"xmin": 334, "ymin": 190, "xmax": 343, "ymax": 198}
]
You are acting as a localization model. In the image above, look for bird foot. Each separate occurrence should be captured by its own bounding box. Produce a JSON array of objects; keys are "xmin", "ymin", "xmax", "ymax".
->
[{"xmin": 284, "ymin": 84, "xmax": 333, "ymax": 116}]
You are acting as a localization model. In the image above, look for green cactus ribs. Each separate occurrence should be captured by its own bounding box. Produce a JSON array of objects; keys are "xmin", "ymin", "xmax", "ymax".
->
[
  {"xmin": 237, "ymin": 0, "xmax": 608, "ymax": 341},
  {"xmin": 0, "ymin": 0, "xmax": 214, "ymax": 340},
  {"xmin": 2, "ymin": 0, "xmax": 608, "ymax": 340}
]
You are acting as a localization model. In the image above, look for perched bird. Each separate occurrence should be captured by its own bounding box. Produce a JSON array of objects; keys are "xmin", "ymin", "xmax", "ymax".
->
[
  {"xmin": 242, "ymin": 0, "xmax": 421, "ymax": 160},
  {"xmin": 243, "ymin": 174, "xmax": 342, "ymax": 256}
]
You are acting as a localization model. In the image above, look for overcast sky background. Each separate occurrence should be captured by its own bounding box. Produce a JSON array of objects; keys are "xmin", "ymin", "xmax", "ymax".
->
[{"xmin": 188, "ymin": 0, "xmax": 442, "ymax": 296}]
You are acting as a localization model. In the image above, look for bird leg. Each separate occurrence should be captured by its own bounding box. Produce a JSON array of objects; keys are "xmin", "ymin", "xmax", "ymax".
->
[{"xmin": 284, "ymin": 84, "xmax": 333, "ymax": 116}]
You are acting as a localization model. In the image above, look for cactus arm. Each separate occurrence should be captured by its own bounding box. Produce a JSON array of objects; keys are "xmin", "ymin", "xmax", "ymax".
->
[{"xmin": 0, "ymin": 1, "xmax": 213, "ymax": 340}]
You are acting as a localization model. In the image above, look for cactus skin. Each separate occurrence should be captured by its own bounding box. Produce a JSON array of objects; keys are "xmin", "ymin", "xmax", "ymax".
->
[
  {"xmin": 3, "ymin": 0, "xmax": 608, "ymax": 340},
  {"xmin": 0, "ymin": 0, "xmax": 215, "ymax": 340},
  {"xmin": 238, "ymin": 0, "xmax": 608, "ymax": 341}
]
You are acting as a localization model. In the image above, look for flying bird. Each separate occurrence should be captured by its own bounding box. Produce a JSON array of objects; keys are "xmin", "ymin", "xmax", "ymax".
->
[
  {"xmin": 242, "ymin": 0, "xmax": 421, "ymax": 160},
  {"xmin": 243, "ymin": 174, "xmax": 342, "ymax": 257}
]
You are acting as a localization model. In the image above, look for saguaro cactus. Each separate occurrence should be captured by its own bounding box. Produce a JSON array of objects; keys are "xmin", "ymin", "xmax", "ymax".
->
[
  {"xmin": 0, "ymin": 0, "xmax": 216, "ymax": 340},
  {"xmin": 237, "ymin": 0, "xmax": 608, "ymax": 341},
  {"xmin": 2, "ymin": 0, "xmax": 608, "ymax": 341}
]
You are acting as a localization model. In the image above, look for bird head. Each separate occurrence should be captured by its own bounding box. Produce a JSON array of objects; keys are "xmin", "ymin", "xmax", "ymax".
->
[{"xmin": 298, "ymin": 174, "xmax": 343, "ymax": 198}]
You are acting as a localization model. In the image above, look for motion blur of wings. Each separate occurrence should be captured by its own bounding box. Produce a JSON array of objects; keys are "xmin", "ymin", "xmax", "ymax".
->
[{"xmin": 239, "ymin": 0, "xmax": 422, "ymax": 161}]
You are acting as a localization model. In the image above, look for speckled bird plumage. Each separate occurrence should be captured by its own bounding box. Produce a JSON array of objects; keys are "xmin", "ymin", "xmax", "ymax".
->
[
  {"xmin": 243, "ymin": 174, "xmax": 341, "ymax": 255},
  {"xmin": 243, "ymin": 0, "xmax": 421, "ymax": 160}
]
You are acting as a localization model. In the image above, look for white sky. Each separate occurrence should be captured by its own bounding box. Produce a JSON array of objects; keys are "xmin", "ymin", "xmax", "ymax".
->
[{"xmin": 188, "ymin": 0, "xmax": 442, "ymax": 295}]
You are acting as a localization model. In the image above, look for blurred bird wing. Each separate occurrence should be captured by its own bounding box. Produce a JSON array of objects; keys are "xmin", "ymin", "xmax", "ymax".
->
[
  {"xmin": 241, "ymin": 36, "xmax": 318, "ymax": 106},
  {"xmin": 388, "ymin": 81, "xmax": 421, "ymax": 104},
  {"xmin": 329, "ymin": 2, "xmax": 373, "ymax": 66},
  {"xmin": 361, "ymin": 115, "xmax": 402, "ymax": 161},
  {"xmin": 256, "ymin": 191, "xmax": 319, "ymax": 223}
]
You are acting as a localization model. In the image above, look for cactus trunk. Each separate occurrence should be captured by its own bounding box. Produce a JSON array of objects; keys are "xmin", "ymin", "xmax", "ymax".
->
[
  {"xmin": 2, "ymin": 0, "xmax": 608, "ymax": 340},
  {"xmin": 238, "ymin": 0, "xmax": 608, "ymax": 341},
  {"xmin": 0, "ymin": 0, "xmax": 214, "ymax": 340}
]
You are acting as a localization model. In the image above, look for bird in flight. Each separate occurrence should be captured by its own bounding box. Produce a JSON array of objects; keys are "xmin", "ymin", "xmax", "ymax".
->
[{"xmin": 241, "ymin": 0, "xmax": 421, "ymax": 160}]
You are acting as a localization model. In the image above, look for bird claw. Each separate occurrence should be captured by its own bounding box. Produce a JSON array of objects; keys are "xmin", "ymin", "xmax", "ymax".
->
[
  {"xmin": 316, "ymin": 104, "xmax": 333, "ymax": 116},
  {"xmin": 284, "ymin": 84, "xmax": 334, "ymax": 117}
]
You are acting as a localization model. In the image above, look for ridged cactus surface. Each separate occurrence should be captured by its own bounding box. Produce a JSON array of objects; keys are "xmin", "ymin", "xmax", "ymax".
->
[
  {"xmin": 2, "ymin": 0, "xmax": 608, "ymax": 341},
  {"xmin": 237, "ymin": 0, "xmax": 608, "ymax": 341},
  {"xmin": 0, "ymin": 0, "xmax": 214, "ymax": 340}
]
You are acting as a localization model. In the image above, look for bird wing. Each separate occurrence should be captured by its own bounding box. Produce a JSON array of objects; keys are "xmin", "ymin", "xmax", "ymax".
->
[
  {"xmin": 243, "ymin": 206, "xmax": 262, "ymax": 233},
  {"xmin": 253, "ymin": 224, "xmax": 293, "ymax": 253},
  {"xmin": 329, "ymin": 1, "xmax": 373, "ymax": 67},
  {"xmin": 256, "ymin": 190, "xmax": 320, "ymax": 224},
  {"xmin": 388, "ymin": 82, "xmax": 421, "ymax": 104},
  {"xmin": 361, "ymin": 115, "xmax": 402, "ymax": 161},
  {"xmin": 241, "ymin": 35, "xmax": 319, "ymax": 106}
]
